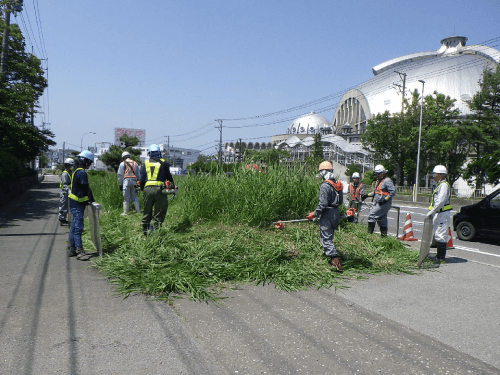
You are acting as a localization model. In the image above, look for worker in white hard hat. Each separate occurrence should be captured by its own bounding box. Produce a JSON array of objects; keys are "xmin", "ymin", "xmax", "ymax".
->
[
  {"xmin": 427, "ymin": 165, "xmax": 452, "ymax": 262},
  {"xmin": 348, "ymin": 172, "xmax": 365, "ymax": 213},
  {"xmin": 68, "ymin": 150, "xmax": 95, "ymax": 261},
  {"xmin": 306, "ymin": 161, "xmax": 344, "ymax": 271},
  {"xmin": 365, "ymin": 164, "xmax": 396, "ymax": 237},
  {"xmin": 117, "ymin": 150, "xmax": 141, "ymax": 215},
  {"xmin": 58, "ymin": 158, "xmax": 75, "ymax": 226}
]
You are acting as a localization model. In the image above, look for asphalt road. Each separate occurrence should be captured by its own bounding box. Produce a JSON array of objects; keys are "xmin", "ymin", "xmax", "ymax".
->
[
  {"xmin": 357, "ymin": 202, "xmax": 500, "ymax": 268},
  {"xmin": 1, "ymin": 175, "xmax": 499, "ymax": 374}
]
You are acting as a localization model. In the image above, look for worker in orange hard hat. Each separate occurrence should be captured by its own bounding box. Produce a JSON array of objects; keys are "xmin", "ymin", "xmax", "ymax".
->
[{"xmin": 306, "ymin": 161, "xmax": 343, "ymax": 271}]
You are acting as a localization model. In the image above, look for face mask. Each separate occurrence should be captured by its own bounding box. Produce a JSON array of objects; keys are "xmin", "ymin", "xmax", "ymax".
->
[{"xmin": 320, "ymin": 170, "xmax": 334, "ymax": 181}]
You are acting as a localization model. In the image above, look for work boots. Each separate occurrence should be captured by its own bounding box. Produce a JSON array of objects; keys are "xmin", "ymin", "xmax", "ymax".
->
[
  {"xmin": 133, "ymin": 201, "xmax": 141, "ymax": 213},
  {"xmin": 380, "ymin": 227, "xmax": 388, "ymax": 237},
  {"xmin": 331, "ymin": 256, "xmax": 342, "ymax": 272},
  {"xmin": 367, "ymin": 222, "xmax": 375, "ymax": 234},
  {"xmin": 436, "ymin": 242, "xmax": 447, "ymax": 262},
  {"xmin": 121, "ymin": 202, "xmax": 129, "ymax": 216},
  {"xmin": 68, "ymin": 245, "xmax": 77, "ymax": 257},
  {"xmin": 76, "ymin": 247, "xmax": 92, "ymax": 261}
]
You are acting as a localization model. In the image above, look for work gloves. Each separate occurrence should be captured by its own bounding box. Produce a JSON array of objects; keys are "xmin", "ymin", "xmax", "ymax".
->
[
  {"xmin": 306, "ymin": 212, "xmax": 315, "ymax": 221},
  {"xmin": 119, "ymin": 185, "xmax": 123, "ymax": 191},
  {"xmin": 379, "ymin": 196, "xmax": 390, "ymax": 205},
  {"xmin": 361, "ymin": 194, "xmax": 369, "ymax": 201}
]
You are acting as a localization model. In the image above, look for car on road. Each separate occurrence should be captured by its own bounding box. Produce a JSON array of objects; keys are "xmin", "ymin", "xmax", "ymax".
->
[{"xmin": 453, "ymin": 188, "xmax": 500, "ymax": 241}]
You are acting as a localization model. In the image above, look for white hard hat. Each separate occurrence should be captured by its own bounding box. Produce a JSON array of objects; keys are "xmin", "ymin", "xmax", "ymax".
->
[
  {"xmin": 352, "ymin": 172, "xmax": 360, "ymax": 178},
  {"xmin": 64, "ymin": 158, "xmax": 75, "ymax": 166},
  {"xmin": 374, "ymin": 164, "xmax": 386, "ymax": 174},
  {"xmin": 432, "ymin": 165, "xmax": 447, "ymax": 174},
  {"xmin": 122, "ymin": 151, "xmax": 131, "ymax": 158}
]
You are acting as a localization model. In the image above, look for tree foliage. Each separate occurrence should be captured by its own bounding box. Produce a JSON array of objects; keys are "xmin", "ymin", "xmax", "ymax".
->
[
  {"xmin": 244, "ymin": 149, "xmax": 290, "ymax": 166},
  {"xmin": 463, "ymin": 64, "xmax": 500, "ymax": 185},
  {"xmin": 362, "ymin": 90, "xmax": 465, "ymax": 186},
  {"xmin": 0, "ymin": 9, "xmax": 53, "ymax": 181},
  {"xmin": 99, "ymin": 135, "xmax": 142, "ymax": 172},
  {"xmin": 345, "ymin": 163, "xmax": 361, "ymax": 177}
]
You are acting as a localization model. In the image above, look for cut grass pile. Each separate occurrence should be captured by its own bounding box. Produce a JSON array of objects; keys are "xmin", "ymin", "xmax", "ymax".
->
[{"xmin": 85, "ymin": 168, "xmax": 424, "ymax": 304}]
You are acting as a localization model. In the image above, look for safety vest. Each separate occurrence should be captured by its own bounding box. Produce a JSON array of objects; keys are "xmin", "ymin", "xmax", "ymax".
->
[
  {"xmin": 144, "ymin": 159, "xmax": 164, "ymax": 187},
  {"xmin": 123, "ymin": 159, "xmax": 138, "ymax": 179},
  {"xmin": 68, "ymin": 168, "xmax": 89, "ymax": 203},
  {"xmin": 324, "ymin": 179, "xmax": 343, "ymax": 207},
  {"xmin": 349, "ymin": 182, "xmax": 363, "ymax": 200},
  {"xmin": 374, "ymin": 178, "xmax": 389, "ymax": 196},
  {"xmin": 429, "ymin": 181, "xmax": 452, "ymax": 212},
  {"xmin": 59, "ymin": 170, "xmax": 72, "ymax": 189}
]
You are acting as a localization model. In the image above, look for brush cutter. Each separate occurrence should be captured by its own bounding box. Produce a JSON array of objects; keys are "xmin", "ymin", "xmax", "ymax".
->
[
  {"xmin": 274, "ymin": 218, "xmax": 316, "ymax": 230},
  {"xmin": 161, "ymin": 180, "xmax": 178, "ymax": 201}
]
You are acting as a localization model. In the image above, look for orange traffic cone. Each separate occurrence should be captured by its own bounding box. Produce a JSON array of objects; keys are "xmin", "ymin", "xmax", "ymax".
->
[
  {"xmin": 447, "ymin": 227, "xmax": 454, "ymax": 249},
  {"xmin": 399, "ymin": 212, "xmax": 418, "ymax": 241}
]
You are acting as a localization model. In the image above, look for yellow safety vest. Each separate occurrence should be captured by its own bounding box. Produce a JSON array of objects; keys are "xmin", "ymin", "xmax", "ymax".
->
[
  {"xmin": 59, "ymin": 170, "xmax": 72, "ymax": 189},
  {"xmin": 429, "ymin": 181, "xmax": 452, "ymax": 212},
  {"xmin": 144, "ymin": 159, "xmax": 164, "ymax": 187},
  {"xmin": 68, "ymin": 168, "xmax": 89, "ymax": 202}
]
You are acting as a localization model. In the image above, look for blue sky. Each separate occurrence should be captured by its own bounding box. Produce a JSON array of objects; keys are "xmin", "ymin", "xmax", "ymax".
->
[{"xmin": 17, "ymin": 0, "xmax": 500, "ymax": 154}]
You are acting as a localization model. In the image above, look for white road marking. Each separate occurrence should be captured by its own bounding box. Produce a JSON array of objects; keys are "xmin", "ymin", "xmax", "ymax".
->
[{"xmin": 452, "ymin": 245, "xmax": 500, "ymax": 258}]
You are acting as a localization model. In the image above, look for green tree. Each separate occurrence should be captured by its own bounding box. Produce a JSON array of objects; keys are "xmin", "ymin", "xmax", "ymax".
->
[
  {"xmin": 0, "ymin": 9, "xmax": 53, "ymax": 181},
  {"xmin": 345, "ymin": 163, "xmax": 361, "ymax": 178},
  {"xmin": 362, "ymin": 170, "xmax": 375, "ymax": 186},
  {"xmin": 244, "ymin": 149, "xmax": 290, "ymax": 166},
  {"xmin": 312, "ymin": 133, "xmax": 323, "ymax": 159},
  {"xmin": 420, "ymin": 92, "xmax": 464, "ymax": 185},
  {"xmin": 463, "ymin": 64, "xmax": 500, "ymax": 185},
  {"xmin": 99, "ymin": 135, "xmax": 142, "ymax": 172},
  {"xmin": 362, "ymin": 109, "xmax": 410, "ymax": 185},
  {"xmin": 363, "ymin": 90, "xmax": 465, "ymax": 186}
]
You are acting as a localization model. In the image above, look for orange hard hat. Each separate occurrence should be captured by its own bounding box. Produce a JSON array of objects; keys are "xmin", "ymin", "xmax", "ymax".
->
[{"xmin": 318, "ymin": 161, "xmax": 333, "ymax": 171}]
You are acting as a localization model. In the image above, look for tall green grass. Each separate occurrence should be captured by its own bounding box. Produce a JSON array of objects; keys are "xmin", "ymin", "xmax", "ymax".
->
[
  {"xmin": 179, "ymin": 165, "xmax": 321, "ymax": 226},
  {"xmin": 87, "ymin": 167, "xmax": 423, "ymax": 304}
]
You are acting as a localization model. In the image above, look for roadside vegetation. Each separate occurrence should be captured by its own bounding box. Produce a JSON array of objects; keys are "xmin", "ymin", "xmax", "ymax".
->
[{"xmin": 85, "ymin": 166, "xmax": 424, "ymax": 304}]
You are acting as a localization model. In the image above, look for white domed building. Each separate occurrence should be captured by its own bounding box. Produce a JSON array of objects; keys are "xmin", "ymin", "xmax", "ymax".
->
[
  {"xmin": 333, "ymin": 36, "xmax": 500, "ymax": 143},
  {"xmin": 274, "ymin": 112, "xmax": 372, "ymax": 174}
]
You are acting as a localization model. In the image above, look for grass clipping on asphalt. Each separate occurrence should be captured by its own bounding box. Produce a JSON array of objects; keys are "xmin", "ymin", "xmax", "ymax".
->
[{"xmin": 87, "ymin": 168, "xmax": 421, "ymax": 304}]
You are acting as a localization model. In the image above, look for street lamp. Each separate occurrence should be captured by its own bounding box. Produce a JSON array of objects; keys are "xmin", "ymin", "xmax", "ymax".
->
[
  {"xmin": 81, "ymin": 132, "xmax": 96, "ymax": 151},
  {"xmin": 413, "ymin": 80, "xmax": 425, "ymax": 203}
]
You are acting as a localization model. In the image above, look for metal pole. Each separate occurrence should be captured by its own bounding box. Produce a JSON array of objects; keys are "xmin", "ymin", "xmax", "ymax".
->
[
  {"xmin": 81, "ymin": 132, "xmax": 95, "ymax": 151},
  {"xmin": 414, "ymin": 80, "xmax": 425, "ymax": 203}
]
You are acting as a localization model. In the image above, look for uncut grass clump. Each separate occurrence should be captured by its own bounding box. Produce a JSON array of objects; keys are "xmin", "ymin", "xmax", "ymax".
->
[
  {"xmin": 178, "ymin": 164, "xmax": 318, "ymax": 226},
  {"xmin": 88, "ymin": 171, "xmax": 127, "ymax": 212}
]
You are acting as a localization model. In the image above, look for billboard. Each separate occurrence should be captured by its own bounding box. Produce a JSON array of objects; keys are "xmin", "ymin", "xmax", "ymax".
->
[{"xmin": 114, "ymin": 128, "xmax": 146, "ymax": 147}]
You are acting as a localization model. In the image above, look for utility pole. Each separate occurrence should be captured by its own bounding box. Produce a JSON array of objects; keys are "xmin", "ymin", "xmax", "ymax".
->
[
  {"xmin": 215, "ymin": 120, "xmax": 223, "ymax": 168},
  {"xmin": 163, "ymin": 135, "xmax": 170, "ymax": 163},
  {"xmin": 394, "ymin": 71, "xmax": 407, "ymax": 113}
]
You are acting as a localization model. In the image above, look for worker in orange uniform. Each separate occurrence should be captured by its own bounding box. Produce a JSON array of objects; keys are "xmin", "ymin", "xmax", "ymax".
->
[{"xmin": 117, "ymin": 151, "xmax": 141, "ymax": 215}]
